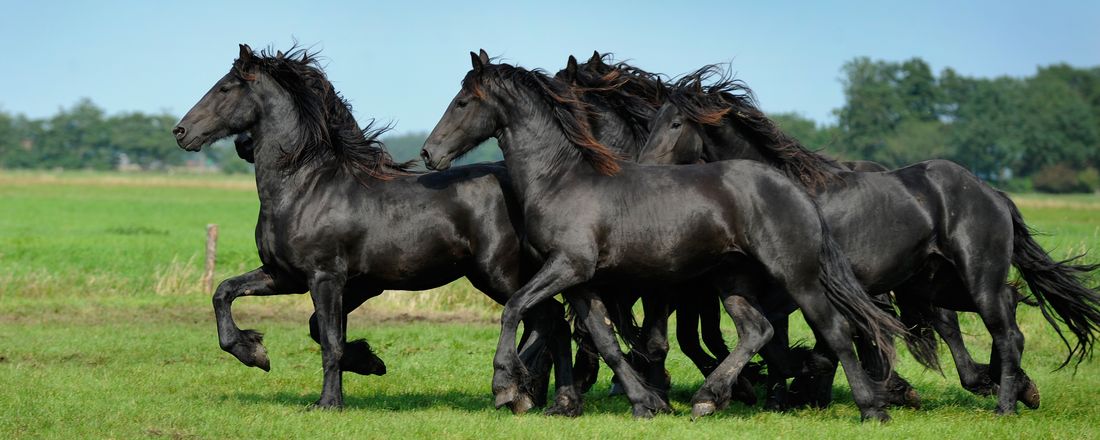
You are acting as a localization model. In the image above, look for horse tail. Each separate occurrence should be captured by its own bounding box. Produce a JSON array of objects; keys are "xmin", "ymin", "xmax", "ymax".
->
[
  {"xmin": 815, "ymin": 209, "xmax": 907, "ymax": 367},
  {"xmin": 896, "ymin": 300, "xmax": 944, "ymax": 372},
  {"xmin": 998, "ymin": 191, "xmax": 1100, "ymax": 368}
]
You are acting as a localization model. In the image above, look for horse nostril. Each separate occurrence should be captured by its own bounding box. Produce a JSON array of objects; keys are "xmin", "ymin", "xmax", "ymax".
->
[
  {"xmin": 420, "ymin": 149, "xmax": 432, "ymax": 164},
  {"xmin": 172, "ymin": 126, "xmax": 186, "ymax": 139}
]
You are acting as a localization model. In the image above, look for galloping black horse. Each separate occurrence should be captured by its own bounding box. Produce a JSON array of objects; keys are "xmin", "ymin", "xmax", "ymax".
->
[
  {"xmin": 641, "ymin": 65, "xmax": 1100, "ymax": 414},
  {"xmin": 172, "ymin": 45, "xmax": 578, "ymax": 412},
  {"xmin": 554, "ymin": 52, "xmax": 758, "ymax": 403},
  {"xmin": 559, "ymin": 55, "xmax": 926, "ymax": 408},
  {"xmin": 422, "ymin": 51, "xmax": 905, "ymax": 421}
]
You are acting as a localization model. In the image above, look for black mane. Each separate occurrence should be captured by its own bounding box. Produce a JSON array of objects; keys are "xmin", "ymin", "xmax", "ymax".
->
[
  {"xmin": 560, "ymin": 54, "xmax": 669, "ymax": 159},
  {"xmin": 235, "ymin": 46, "xmax": 416, "ymax": 182},
  {"xmin": 671, "ymin": 65, "xmax": 842, "ymax": 189},
  {"xmin": 464, "ymin": 61, "xmax": 621, "ymax": 175}
]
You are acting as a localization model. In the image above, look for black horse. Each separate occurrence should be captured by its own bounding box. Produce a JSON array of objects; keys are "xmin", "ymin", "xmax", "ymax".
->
[
  {"xmin": 641, "ymin": 65, "xmax": 1100, "ymax": 414},
  {"xmin": 422, "ymin": 51, "xmax": 905, "ymax": 421},
  {"xmin": 172, "ymin": 45, "xmax": 578, "ymax": 412},
  {"xmin": 554, "ymin": 52, "xmax": 758, "ymax": 403},
  {"xmin": 559, "ymin": 55, "xmax": 927, "ymax": 408}
]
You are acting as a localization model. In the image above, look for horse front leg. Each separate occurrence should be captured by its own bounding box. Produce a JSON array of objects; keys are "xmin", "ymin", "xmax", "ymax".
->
[
  {"xmin": 309, "ymin": 271, "xmax": 348, "ymax": 409},
  {"xmin": 213, "ymin": 267, "xmax": 303, "ymax": 371},
  {"xmin": 492, "ymin": 254, "xmax": 588, "ymax": 415}
]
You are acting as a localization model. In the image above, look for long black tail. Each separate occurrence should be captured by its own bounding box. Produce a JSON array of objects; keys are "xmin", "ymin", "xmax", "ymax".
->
[
  {"xmin": 816, "ymin": 213, "xmax": 908, "ymax": 367},
  {"xmin": 998, "ymin": 192, "xmax": 1100, "ymax": 368}
]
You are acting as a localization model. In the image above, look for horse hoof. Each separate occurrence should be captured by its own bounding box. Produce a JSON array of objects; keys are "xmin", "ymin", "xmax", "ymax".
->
[
  {"xmin": 229, "ymin": 330, "xmax": 270, "ymax": 371},
  {"xmin": 545, "ymin": 393, "xmax": 583, "ymax": 417},
  {"xmin": 691, "ymin": 401, "xmax": 717, "ymax": 420},
  {"xmin": 309, "ymin": 398, "xmax": 344, "ymax": 410},
  {"xmin": 608, "ymin": 382, "xmax": 625, "ymax": 397},
  {"xmin": 903, "ymin": 388, "xmax": 921, "ymax": 409},
  {"xmin": 860, "ymin": 408, "xmax": 891, "ymax": 423},
  {"xmin": 510, "ymin": 393, "xmax": 535, "ymax": 415},
  {"xmin": 341, "ymin": 340, "xmax": 386, "ymax": 376},
  {"xmin": 1020, "ymin": 381, "xmax": 1040, "ymax": 410},
  {"xmin": 632, "ymin": 404, "xmax": 657, "ymax": 419},
  {"xmin": 494, "ymin": 384, "xmax": 519, "ymax": 410}
]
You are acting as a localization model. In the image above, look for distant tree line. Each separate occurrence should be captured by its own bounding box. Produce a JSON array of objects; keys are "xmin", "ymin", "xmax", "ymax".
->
[
  {"xmin": 773, "ymin": 59, "xmax": 1100, "ymax": 193},
  {"xmin": 1, "ymin": 59, "xmax": 1097, "ymax": 192}
]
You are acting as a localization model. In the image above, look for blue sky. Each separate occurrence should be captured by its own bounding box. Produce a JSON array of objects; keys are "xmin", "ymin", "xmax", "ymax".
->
[{"xmin": 1, "ymin": 0, "xmax": 1097, "ymax": 134}]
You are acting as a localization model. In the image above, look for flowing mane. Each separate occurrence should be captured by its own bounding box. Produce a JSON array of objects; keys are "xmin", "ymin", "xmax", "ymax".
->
[
  {"xmin": 670, "ymin": 65, "xmax": 842, "ymax": 189},
  {"xmin": 234, "ymin": 46, "xmax": 416, "ymax": 182},
  {"xmin": 561, "ymin": 54, "xmax": 669, "ymax": 158},
  {"xmin": 464, "ymin": 60, "xmax": 621, "ymax": 175}
]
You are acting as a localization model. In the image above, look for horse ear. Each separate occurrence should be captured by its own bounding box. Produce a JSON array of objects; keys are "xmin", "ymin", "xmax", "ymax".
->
[
  {"xmin": 565, "ymin": 55, "xmax": 579, "ymax": 82},
  {"xmin": 276, "ymin": 50, "xmax": 285, "ymax": 59},
  {"xmin": 478, "ymin": 49, "xmax": 490, "ymax": 64},
  {"xmin": 589, "ymin": 50, "xmax": 602, "ymax": 65},
  {"xmin": 693, "ymin": 79, "xmax": 704, "ymax": 93},
  {"xmin": 238, "ymin": 44, "xmax": 254, "ymax": 64},
  {"xmin": 470, "ymin": 51, "xmax": 484, "ymax": 72}
]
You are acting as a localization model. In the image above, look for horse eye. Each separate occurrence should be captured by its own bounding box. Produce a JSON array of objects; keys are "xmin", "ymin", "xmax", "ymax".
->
[
  {"xmin": 671, "ymin": 122, "xmax": 682, "ymax": 129},
  {"xmin": 456, "ymin": 100, "xmax": 469, "ymax": 108},
  {"xmin": 219, "ymin": 85, "xmax": 232, "ymax": 93}
]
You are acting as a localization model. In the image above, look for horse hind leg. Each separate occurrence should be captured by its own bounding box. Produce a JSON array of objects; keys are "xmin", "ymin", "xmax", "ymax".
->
[
  {"xmin": 971, "ymin": 282, "xmax": 1030, "ymax": 415},
  {"xmin": 308, "ymin": 287, "xmax": 385, "ymax": 376},
  {"xmin": 566, "ymin": 287, "xmax": 671, "ymax": 418},
  {"xmin": 691, "ymin": 293, "xmax": 773, "ymax": 419}
]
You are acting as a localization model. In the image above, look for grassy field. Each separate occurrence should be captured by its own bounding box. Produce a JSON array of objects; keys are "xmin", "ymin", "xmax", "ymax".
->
[{"xmin": 1, "ymin": 170, "xmax": 1098, "ymax": 439}]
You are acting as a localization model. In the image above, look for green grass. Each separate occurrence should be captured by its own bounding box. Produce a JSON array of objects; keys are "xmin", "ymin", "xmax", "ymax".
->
[{"xmin": 1, "ymin": 171, "xmax": 1099, "ymax": 439}]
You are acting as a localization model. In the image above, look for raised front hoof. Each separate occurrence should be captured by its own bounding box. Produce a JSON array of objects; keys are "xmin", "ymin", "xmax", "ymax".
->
[
  {"xmin": 341, "ymin": 339, "xmax": 386, "ymax": 376},
  {"xmin": 544, "ymin": 393, "xmax": 583, "ymax": 417},
  {"xmin": 226, "ymin": 329, "xmax": 270, "ymax": 371},
  {"xmin": 859, "ymin": 408, "xmax": 891, "ymax": 423},
  {"xmin": 690, "ymin": 401, "xmax": 718, "ymax": 420},
  {"xmin": 1020, "ymin": 380, "xmax": 1040, "ymax": 410}
]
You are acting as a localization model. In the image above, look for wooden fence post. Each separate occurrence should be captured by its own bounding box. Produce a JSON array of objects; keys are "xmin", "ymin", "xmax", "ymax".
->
[{"xmin": 203, "ymin": 224, "xmax": 218, "ymax": 294}]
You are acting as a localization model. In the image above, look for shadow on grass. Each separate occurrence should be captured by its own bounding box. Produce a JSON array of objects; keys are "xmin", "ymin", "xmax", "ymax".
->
[{"xmin": 224, "ymin": 379, "xmax": 1004, "ymax": 418}]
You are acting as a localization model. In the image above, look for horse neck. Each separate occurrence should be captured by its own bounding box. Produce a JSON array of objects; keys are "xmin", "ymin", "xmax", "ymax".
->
[
  {"xmin": 495, "ymin": 95, "xmax": 602, "ymax": 202},
  {"xmin": 702, "ymin": 119, "xmax": 772, "ymax": 164},
  {"xmin": 587, "ymin": 101, "xmax": 644, "ymax": 161},
  {"xmin": 248, "ymin": 82, "xmax": 328, "ymax": 208}
]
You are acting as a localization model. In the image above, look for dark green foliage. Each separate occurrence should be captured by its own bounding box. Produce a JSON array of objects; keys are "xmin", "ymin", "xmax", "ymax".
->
[
  {"xmin": 804, "ymin": 59, "xmax": 1100, "ymax": 191},
  {"xmin": 1033, "ymin": 163, "xmax": 1094, "ymax": 193}
]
